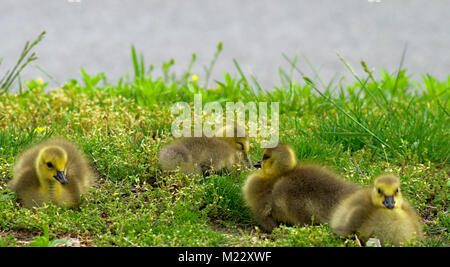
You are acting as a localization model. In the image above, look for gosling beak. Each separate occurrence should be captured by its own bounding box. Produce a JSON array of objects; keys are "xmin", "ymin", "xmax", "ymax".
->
[
  {"xmin": 54, "ymin": 170, "xmax": 68, "ymax": 184},
  {"xmin": 383, "ymin": 195, "xmax": 395, "ymax": 209},
  {"xmin": 253, "ymin": 160, "xmax": 262, "ymax": 169}
]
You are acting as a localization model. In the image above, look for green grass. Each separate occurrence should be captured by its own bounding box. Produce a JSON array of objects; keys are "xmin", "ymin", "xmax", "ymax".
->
[{"xmin": 0, "ymin": 45, "xmax": 448, "ymax": 246}]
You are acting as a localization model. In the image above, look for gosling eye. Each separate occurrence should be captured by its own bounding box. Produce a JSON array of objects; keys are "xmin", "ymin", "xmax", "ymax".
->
[
  {"xmin": 377, "ymin": 188, "xmax": 382, "ymax": 194},
  {"xmin": 262, "ymin": 154, "xmax": 270, "ymax": 160},
  {"xmin": 46, "ymin": 162, "xmax": 54, "ymax": 168},
  {"xmin": 395, "ymin": 188, "xmax": 399, "ymax": 194},
  {"xmin": 236, "ymin": 142, "xmax": 244, "ymax": 151}
]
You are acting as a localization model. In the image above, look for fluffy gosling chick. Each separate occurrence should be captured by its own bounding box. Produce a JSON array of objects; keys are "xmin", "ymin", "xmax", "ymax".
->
[
  {"xmin": 330, "ymin": 174, "xmax": 423, "ymax": 246},
  {"xmin": 242, "ymin": 144, "xmax": 360, "ymax": 232},
  {"xmin": 8, "ymin": 139, "xmax": 94, "ymax": 208},
  {"xmin": 159, "ymin": 128, "xmax": 250, "ymax": 175}
]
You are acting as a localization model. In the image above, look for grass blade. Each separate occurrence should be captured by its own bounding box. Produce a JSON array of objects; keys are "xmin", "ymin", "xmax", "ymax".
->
[
  {"xmin": 0, "ymin": 31, "xmax": 46, "ymax": 94},
  {"xmin": 283, "ymin": 54, "xmax": 390, "ymax": 148}
]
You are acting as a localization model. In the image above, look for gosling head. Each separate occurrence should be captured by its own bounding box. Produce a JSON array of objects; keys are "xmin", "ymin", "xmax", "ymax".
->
[
  {"xmin": 371, "ymin": 174, "xmax": 403, "ymax": 210},
  {"xmin": 216, "ymin": 125, "xmax": 251, "ymax": 167},
  {"xmin": 228, "ymin": 136, "xmax": 251, "ymax": 167},
  {"xmin": 254, "ymin": 144, "xmax": 297, "ymax": 177},
  {"xmin": 36, "ymin": 146, "xmax": 69, "ymax": 185}
]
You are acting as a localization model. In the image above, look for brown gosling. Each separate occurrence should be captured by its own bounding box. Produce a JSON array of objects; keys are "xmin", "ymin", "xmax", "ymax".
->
[
  {"xmin": 8, "ymin": 139, "xmax": 94, "ymax": 208},
  {"xmin": 158, "ymin": 127, "xmax": 250, "ymax": 175},
  {"xmin": 242, "ymin": 144, "xmax": 360, "ymax": 232},
  {"xmin": 330, "ymin": 174, "xmax": 424, "ymax": 246}
]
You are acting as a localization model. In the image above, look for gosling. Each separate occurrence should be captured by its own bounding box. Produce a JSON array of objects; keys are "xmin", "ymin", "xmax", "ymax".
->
[
  {"xmin": 330, "ymin": 174, "xmax": 423, "ymax": 246},
  {"xmin": 158, "ymin": 128, "xmax": 251, "ymax": 175},
  {"xmin": 8, "ymin": 139, "xmax": 94, "ymax": 208},
  {"xmin": 242, "ymin": 144, "xmax": 360, "ymax": 232}
]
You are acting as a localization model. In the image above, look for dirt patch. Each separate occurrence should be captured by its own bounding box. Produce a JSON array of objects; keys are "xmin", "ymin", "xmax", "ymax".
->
[{"xmin": 0, "ymin": 229, "xmax": 94, "ymax": 247}]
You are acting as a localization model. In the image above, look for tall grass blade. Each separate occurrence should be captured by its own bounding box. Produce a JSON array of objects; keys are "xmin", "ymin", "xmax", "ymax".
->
[
  {"xmin": 232, "ymin": 58, "xmax": 249, "ymax": 85},
  {"xmin": 393, "ymin": 43, "xmax": 408, "ymax": 94},
  {"xmin": 203, "ymin": 42, "xmax": 223, "ymax": 90},
  {"xmin": 0, "ymin": 31, "xmax": 46, "ymax": 94},
  {"xmin": 283, "ymin": 54, "xmax": 390, "ymax": 148},
  {"xmin": 131, "ymin": 44, "xmax": 141, "ymax": 80},
  {"xmin": 335, "ymin": 51, "xmax": 387, "ymax": 114}
]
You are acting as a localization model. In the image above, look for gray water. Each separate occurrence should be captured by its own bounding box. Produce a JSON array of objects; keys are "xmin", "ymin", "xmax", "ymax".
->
[{"xmin": 1, "ymin": 0, "xmax": 449, "ymax": 89}]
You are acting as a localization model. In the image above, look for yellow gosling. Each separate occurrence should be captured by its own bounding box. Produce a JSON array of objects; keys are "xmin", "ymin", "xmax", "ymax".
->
[
  {"xmin": 9, "ymin": 139, "xmax": 94, "ymax": 208},
  {"xmin": 243, "ymin": 144, "xmax": 360, "ymax": 232},
  {"xmin": 159, "ymin": 126, "xmax": 250, "ymax": 175},
  {"xmin": 330, "ymin": 174, "xmax": 424, "ymax": 246}
]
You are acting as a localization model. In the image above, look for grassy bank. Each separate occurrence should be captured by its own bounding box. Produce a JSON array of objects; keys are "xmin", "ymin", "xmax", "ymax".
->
[{"xmin": 0, "ymin": 50, "xmax": 448, "ymax": 246}]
